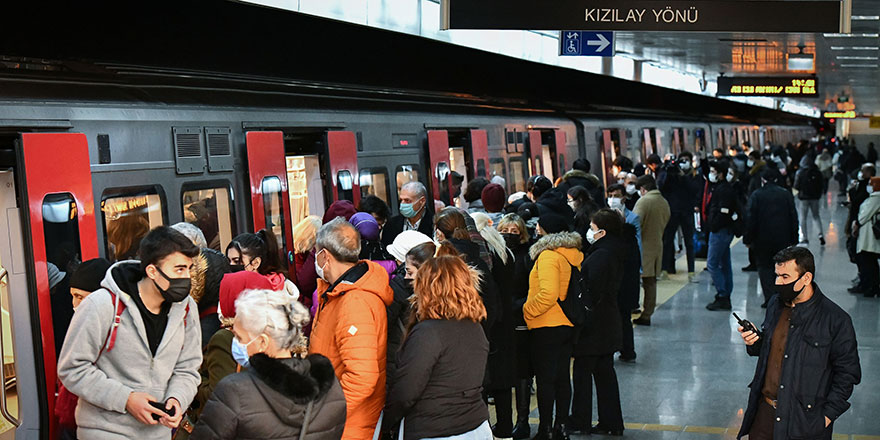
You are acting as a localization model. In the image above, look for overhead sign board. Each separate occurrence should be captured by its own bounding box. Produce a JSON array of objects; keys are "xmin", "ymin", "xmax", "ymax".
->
[
  {"xmin": 823, "ymin": 111, "xmax": 856, "ymax": 119},
  {"xmin": 560, "ymin": 31, "xmax": 614, "ymax": 57},
  {"xmin": 440, "ymin": 0, "xmax": 849, "ymax": 33},
  {"xmin": 716, "ymin": 77, "xmax": 818, "ymax": 97}
]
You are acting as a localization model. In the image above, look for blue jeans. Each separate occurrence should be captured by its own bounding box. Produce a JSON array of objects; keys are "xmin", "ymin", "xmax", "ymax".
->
[{"xmin": 707, "ymin": 228, "xmax": 734, "ymax": 298}]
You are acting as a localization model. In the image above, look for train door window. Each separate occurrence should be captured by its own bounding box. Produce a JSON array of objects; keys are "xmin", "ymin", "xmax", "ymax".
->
[
  {"xmin": 559, "ymin": 154, "xmax": 566, "ymax": 175},
  {"xmin": 489, "ymin": 158, "xmax": 507, "ymax": 190},
  {"xmin": 509, "ymin": 158, "xmax": 525, "ymax": 192},
  {"xmin": 181, "ymin": 184, "xmax": 235, "ymax": 251},
  {"xmin": 541, "ymin": 145, "xmax": 554, "ymax": 181},
  {"xmin": 0, "ymin": 256, "xmax": 17, "ymax": 429},
  {"xmin": 260, "ymin": 177, "xmax": 287, "ymax": 256},
  {"xmin": 102, "ymin": 188, "xmax": 164, "ymax": 262},
  {"xmin": 694, "ymin": 128, "xmax": 706, "ymax": 152},
  {"xmin": 336, "ymin": 170, "xmax": 354, "ymax": 202},
  {"xmin": 476, "ymin": 159, "xmax": 486, "ymax": 179},
  {"xmin": 43, "ymin": 193, "xmax": 82, "ymax": 362},
  {"xmin": 448, "ymin": 149, "xmax": 468, "ymax": 208},
  {"xmin": 395, "ymin": 165, "xmax": 420, "ymax": 197},
  {"xmin": 359, "ymin": 168, "xmax": 390, "ymax": 204},
  {"xmin": 286, "ymin": 155, "xmax": 325, "ymax": 228}
]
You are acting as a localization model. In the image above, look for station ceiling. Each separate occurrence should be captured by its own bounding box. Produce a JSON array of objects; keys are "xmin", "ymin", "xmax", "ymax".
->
[{"xmin": 612, "ymin": 0, "xmax": 880, "ymax": 115}]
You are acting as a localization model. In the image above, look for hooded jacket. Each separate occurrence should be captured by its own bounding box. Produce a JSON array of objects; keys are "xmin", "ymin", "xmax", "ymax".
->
[
  {"xmin": 57, "ymin": 261, "xmax": 202, "ymax": 440},
  {"xmin": 558, "ymin": 169, "xmax": 606, "ymax": 207},
  {"xmin": 191, "ymin": 354, "xmax": 346, "ymax": 440},
  {"xmin": 524, "ymin": 232, "xmax": 584, "ymax": 330},
  {"xmin": 309, "ymin": 260, "xmax": 394, "ymax": 440}
]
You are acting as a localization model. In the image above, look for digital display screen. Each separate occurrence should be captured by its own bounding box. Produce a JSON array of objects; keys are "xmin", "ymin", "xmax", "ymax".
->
[
  {"xmin": 823, "ymin": 111, "xmax": 856, "ymax": 119},
  {"xmin": 717, "ymin": 77, "xmax": 818, "ymax": 97}
]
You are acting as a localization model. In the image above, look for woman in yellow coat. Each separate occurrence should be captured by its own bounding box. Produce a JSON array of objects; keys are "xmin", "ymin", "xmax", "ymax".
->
[{"xmin": 524, "ymin": 213, "xmax": 583, "ymax": 440}]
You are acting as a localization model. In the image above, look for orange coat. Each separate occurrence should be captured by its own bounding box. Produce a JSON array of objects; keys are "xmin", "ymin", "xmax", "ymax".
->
[{"xmin": 309, "ymin": 260, "xmax": 393, "ymax": 440}]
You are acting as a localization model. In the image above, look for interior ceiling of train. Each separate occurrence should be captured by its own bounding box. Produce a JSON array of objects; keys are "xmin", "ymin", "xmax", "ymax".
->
[{"xmin": 608, "ymin": 0, "xmax": 880, "ymax": 115}]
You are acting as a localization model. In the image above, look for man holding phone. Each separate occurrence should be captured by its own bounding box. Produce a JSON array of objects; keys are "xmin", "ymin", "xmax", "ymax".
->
[{"xmin": 737, "ymin": 246, "xmax": 861, "ymax": 440}]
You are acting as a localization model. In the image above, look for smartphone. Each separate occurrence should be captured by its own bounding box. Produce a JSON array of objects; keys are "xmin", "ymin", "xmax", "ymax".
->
[
  {"xmin": 148, "ymin": 400, "xmax": 176, "ymax": 421},
  {"xmin": 732, "ymin": 312, "xmax": 759, "ymax": 335}
]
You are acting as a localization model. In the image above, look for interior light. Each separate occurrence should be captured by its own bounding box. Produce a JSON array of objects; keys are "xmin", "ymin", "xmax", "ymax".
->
[
  {"xmin": 830, "ymin": 46, "xmax": 880, "ymax": 50},
  {"xmin": 852, "ymin": 15, "xmax": 880, "ymax": 20},
  {"xmin": 823, "ymin": 33, "xmax": 880, "ymax": 37},
  {"xmin": 839, "ymin": 63, "xmax": 880, "ymax": 67},
  {"xmin": 837, "ymin": 56, "xmax": 880, "ymax": 60},
  {"xmin": 787, "ymin": 53, "xmax": 815, "ymax": 71}
]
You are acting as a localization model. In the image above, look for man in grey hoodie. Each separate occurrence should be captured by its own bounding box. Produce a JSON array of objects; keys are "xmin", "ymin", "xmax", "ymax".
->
[{"xmin": 58, "ymin": 226, "xmax": 202, "ymax": 439}]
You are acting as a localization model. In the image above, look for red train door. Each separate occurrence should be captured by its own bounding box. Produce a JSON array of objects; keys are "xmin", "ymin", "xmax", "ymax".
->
[
  {"xmin": 528, "ymin": 129, "xmax": 543, "ymax": 177},
  {"xmin": 427, "ymin": 130, "xmax": 450, "ymax": 202},
  {"xmin": 554, "ymin": 129, "xmax": 567, "ymax": 173},
  {"xmin": 470, "ymin": 129, "xmax": 489, "ymax": 179},
  {"xmin": 17, "ymin": 133, "xmax": 99, "ymax": 439},
  {"xmin": 326, "ymin": 131, "xmax": 360, "ymax": 207},
  {"xmin": 245, "ymin": 131, "xmax": 294, "ymax": 274}
]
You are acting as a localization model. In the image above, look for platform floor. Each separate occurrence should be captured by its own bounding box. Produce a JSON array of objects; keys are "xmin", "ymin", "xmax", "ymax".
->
[{"xmin": 493, "ymin": 189, "xmax": 880, "ymax": 439}]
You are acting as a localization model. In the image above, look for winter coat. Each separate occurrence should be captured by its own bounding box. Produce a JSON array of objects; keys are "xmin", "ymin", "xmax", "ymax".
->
[
  {"xmin": 384, "ymin": 320, "xmax": 489, "ymax": 440},
  {"xmin": 467, "ymin": 199, "xmax": 486, "ymax": 214},
  {"xmin": 191, "ymin": 354, "xmax": 346, "ymax": 440},
  {"xmin": 447, "ymin": 237, "xmax": 500, "ymax": 333},
  {"xmin": 535, "ymin": 188, "xmax": 576, "ymax": 223},
  {"xmin": 574, "ymin": 234, "xmax": 623, "ymax": 356},
  {"xmin": 632, "ymin": 189, "xmax": 670, "ymax": 277},
  {"xmin": 295, "ymin": 250, "xmax": 318, "ymax": 310},
  {"xmin": 309, "ymin": 260, "xmax": 394, "ymax": 439},
  {"xmin": 618, "ymin": 223, "xmax": 642, "ymax": 312},
  {"xmin": 794, "ymin": 166, "xmax": 825, "ymax": 200},
  {"xmin": 509, "ymin": 239, "xmax": 534, "ymax": 329},
  {"xmin": 845, "ymin": 180, "xmax": 870, "ymax": 236},
  {"xmin": 386, "ymin": 265, "xmax": 412, "ymax": 385},
  {"xmin": 57, "ymin": 261, "xmax": 202, "ymax": 440},
  {"xmin": 557, "ymin": 169, "xmax": 606, "ymax": 208},
  {"xmin": 658, "ymin": 167, "xmax": 695, "ymax": 213},
  {"xmin": 486, "ymin": 249, "xmax": 517, "ymax": 389},
  {"xmin": 380, "ymin": 210, "xmax": 435, "ymax": 249},
  {"xmin": 744, "ymin": 183, "xmax": 799, "ymax": 253},
  {"xmin": 705, "ymin": 182, "xmax": 739, "ymax": 233},
  {"xmin": 524, "ymin": 232, "xmax": 584, "ymax": 329},
  {"xmin": 190, "ymin": 329, "xmax": 237, "ymax": 422},
  {"xmin": 747, "ymin": 161, "xmax": 767, "ymax": 195},
  {"xmin": 738, "ymin": 287, "xmax": 861, "ymax": 440},
  {"xmin": 856, "ymin": 193, "xmax": 880, "ymax": 254}
]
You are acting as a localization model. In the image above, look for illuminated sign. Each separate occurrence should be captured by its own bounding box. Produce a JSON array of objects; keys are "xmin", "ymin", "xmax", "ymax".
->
[
  {"xmin": 716, "ymin": 77, "xmax": 818, "ymax": 97},
  {"xmin": 823, "ymin": 111, "xmax": 856, "ymax": 119},
  {"xmin": 441, "ymin": 0, "xmax": 848, "ymax": 33}
]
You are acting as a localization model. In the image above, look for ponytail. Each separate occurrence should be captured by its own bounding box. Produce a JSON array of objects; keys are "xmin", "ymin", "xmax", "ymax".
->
[{"xmin": 256, "ymin": 229, "xmax": 287, "ymax": 277}]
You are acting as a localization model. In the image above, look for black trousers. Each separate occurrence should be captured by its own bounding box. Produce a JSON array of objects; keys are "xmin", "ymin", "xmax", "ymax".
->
[
  {"xmin": 748, "ymin": 400, "xmax": 775, "ymax": 440},
  {"xmin": 619, "ymin": 310, "xmax": 635, "ymax": 359},
  {"xmin": 662, "ymin": 210, "xmax": 696, "ymax": 273},
  {"xmin": 755, "ymin": 247, "xmax": 782, "ymax": 304},
  {"xmin": 856, "ymin": 251, "xmax": 880, "ymax": 294},
  {"xmin": 570, "ymin": 354, "xmax": 624, "ymax": 430},
  {"xmin": 529, "ymin": 326, "xmax": 573, "ymax": 430}
]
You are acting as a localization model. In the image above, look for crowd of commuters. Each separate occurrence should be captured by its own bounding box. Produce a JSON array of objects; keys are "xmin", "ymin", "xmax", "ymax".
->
[{"xmin": 51, "ymin": 139, "xmax": 866, "ymax": 440}]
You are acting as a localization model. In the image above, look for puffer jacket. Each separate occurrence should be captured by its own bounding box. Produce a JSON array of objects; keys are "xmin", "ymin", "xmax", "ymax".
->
[
  {"xmin": 57, "ymin": 261, "xmax": 202, "ymax": 440},
  {"xmin": 574, "ymin": 234, "xmax": 623, "ymax": 357},
  {"xmin": 557, "ymin": 169, "xmax": 606, "ymax": 208},
  {"xmin": 738, "ymin": 287, "xmax": 860, "ymax": 440},
  {"xmin": 856, "ymin": 192, "xmax": 880, "ymax": 254},
  {"xmin": 191, "ymin": 353, "xmax": 346, "ymax": 440},
  {"xmin": 524, "ymin": 232, "xmax": 584, "ymax": 330},
  {"xmin": 309, "ymin": 260, "xmax": 394, "ymax": 440}
]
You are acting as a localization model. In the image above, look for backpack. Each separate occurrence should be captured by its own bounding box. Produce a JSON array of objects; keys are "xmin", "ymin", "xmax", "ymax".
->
[
  {"xmin": 556, "ymin": 264, "xmax": 590, "ymax": 327},
  {"xmin": 800, "ymin": 168, "xmax": 824, "ymax": 199}
]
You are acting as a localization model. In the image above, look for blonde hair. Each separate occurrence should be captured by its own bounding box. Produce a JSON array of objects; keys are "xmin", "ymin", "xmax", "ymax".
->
[
  {"xmin": 292, "ymin": 215, "xmax": 322, "ymax": 254},
  {"xmin": 496, "ymin": 213, "xmax": 529, "ymax": 246},
  {"xmin": 471, "ymin": 212, "xmax": 508, "ymax": 264},
  {"xmin": 412, "ymin": 255, "xmax": 486, "ymax": 323}
]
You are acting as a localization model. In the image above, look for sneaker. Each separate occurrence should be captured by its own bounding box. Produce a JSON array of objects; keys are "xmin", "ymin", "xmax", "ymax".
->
[
  {"xmin": 706, "ymin": 296, "xmax": 732, "ymax": 311},
  {"xmin": 819, "ymin": 235, "xmax": 826, "ymax": 246},
  {"xmin": 633, "ymin": 317, "xmax": 651, "ymax": 326},
  {"xmin": 658, "ymin": 270, "xmax": 669, "ymax": 281},
  {"xmin": 688, "ymin": 272, "xmax": 697, "ymax": 283},
  {"xmin": 741, "ymin": 264, "xmax": 757, "ymax": 272}
]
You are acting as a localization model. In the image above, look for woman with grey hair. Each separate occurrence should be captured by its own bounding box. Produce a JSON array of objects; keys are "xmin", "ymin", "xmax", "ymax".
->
[{"xmin": 191, "ymin": 290, "xmax": 346, "ymax": 439}]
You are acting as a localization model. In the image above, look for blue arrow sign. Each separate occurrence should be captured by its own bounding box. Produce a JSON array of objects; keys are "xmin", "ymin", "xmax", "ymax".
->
[{"xmin": 560, "ymin": 31, "xmax": 614, "ymax": 57}]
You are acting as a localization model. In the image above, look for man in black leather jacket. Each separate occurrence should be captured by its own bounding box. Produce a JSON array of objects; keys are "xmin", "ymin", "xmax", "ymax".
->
[{"xmin": 737, "ymin": 246, "xmax": 860, "ymax": 440}]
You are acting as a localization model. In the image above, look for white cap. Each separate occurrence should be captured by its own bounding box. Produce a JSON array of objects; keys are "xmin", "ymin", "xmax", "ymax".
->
[
  {"xmin": 508, "ymin": 191, "xmax": 526, "ymax": 205},
  {"xmin": 387, "ymin": 230, "xmax": 434, "ymax": 262}
]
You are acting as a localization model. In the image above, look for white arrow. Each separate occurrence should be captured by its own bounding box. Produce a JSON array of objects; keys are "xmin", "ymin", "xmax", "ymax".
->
[{"xmin": 587, "ymin": 33, "xmax": 610, "ymax": 52}]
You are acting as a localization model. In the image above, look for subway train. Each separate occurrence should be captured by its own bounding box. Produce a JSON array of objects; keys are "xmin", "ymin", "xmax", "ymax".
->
[{"xmin": 0, "ymin": 2, "xmax": 816, "ymax": 439}]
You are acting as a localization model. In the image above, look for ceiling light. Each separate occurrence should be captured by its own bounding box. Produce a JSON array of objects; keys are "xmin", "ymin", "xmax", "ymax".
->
[
  {"xmin": 823, "ymin": 33, "xmax": 880, "ymax": 37},
  {"xmin": 839, "ymin": 63, "xmax": 879, "ymax": 67},
  {"xmin": 837, "ymin": 56, "xmax": 880, "ymax": 60},
  {"xmin": 830, "ymin": 46, "xmax": 880, "ymax": 50},
  {"xmin": 852, "ymin": 15, "xmax": 880, "ymax": 20}
]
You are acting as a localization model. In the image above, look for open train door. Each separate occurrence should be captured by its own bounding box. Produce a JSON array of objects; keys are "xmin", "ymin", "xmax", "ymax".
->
[
  {"xmin": 15, "ymin": 133, "xmax": 99, "ymax": 439},
  {"xmin": 426, "ymin": 130, "xmax": 450, "ymax": 203},
  {"xmin": 245, "ymin": 131, "xmax": 295, "ymax": 275},
  {"xmin": 528, "ymin": 129, "xmax": 543, "ymax": 178},
  {"xmin": 469, "ymin": 129, "xmax": 489, "ymax": 180},
  {"xmin": 326, "ymin": 131, "xmax": 360, "ymax": 207}
]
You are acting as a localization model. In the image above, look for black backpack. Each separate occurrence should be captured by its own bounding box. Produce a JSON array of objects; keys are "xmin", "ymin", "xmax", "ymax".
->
[{"xmin": 557, "ymin": 264, "xmax": 590, "ymax": 327}]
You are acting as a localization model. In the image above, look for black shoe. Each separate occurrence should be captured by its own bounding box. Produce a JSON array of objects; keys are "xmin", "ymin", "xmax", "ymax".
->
[
  {"xmin": 553, "ymin": 424, "xmax": 571, "ymax": 440},
  {"xmin": 566, "ymin": 423, "xmax": 589, "ymax": 435},
  {"xmin": 865, "ymin": 291, "xmax": 880, "ymax": 298},
  {"xmin": 618, "ymin": 353, "xmax": 636, "ymax": 363},
  {"xmin": 819, "ymin": 236, "xmax": 826, "ymax": 246},
  {"xmin": 512, "ymin": 420, "xmax": 531, "ymax": 439},
  {"xmin": 531, "ymin": 426, "xmax": 553, "ymax": 440},
  {"xmin": 632, "ymin": 317, "xmax": 651, "ymax": 326},
  {"xmin": 741, "ymin": 264, "xmax": 757, "ymax": 272},
  {"xmin": 706, "ymin": 297, "xmax": 732, "ymax": 311},
  {"xmin": 631, "ymin": 308, "xmax": 642, "ymax": 315},
  {"xmin": 493, "ymin": 424, "xmax": 514, "ymax": 439},
  {"xmin": 848, "ymin": 286, "xmax": 866, "ymax": 294},
  {"xmin": 591, "ymin": 424, "xmax": 624, "ymax": 436},
  {"xmin": 761, "ymin": 302, "xmax": 768, "ymax": 309}
]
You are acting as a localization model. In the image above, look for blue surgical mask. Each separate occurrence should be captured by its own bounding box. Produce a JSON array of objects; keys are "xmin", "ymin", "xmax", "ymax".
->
[
  {"xmin": 231, "ymin": 335, "xmax": 259, "ymax": 368},
  {"xmin": 399, "ymin": 203, "xmax": 416, "ymax": 218}
]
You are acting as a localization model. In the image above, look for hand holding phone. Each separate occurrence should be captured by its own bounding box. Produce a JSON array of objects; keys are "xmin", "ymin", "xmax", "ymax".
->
[
  {"xmin": 148, "ymin": 400, "xmax": 176, "ymax": 421},
  {"xmin": 733, "ymin": 312, "xmax": 761, "ymax": 345}
]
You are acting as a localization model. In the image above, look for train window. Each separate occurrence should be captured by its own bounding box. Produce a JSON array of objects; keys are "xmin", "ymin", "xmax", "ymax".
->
[
  {"xmin": 286, "ymin": 155, "xmax": 325, "ymax": 228},
  {"xmin": 559, "ymin": 154, "xmax": 566, "ymax": 174},
  {"xmin": 260, "ymin": 177, "xmax": 287, "ymax": 256},
  {"xmin": 336, "ymin": 170, "xmax": 354, "ymax": 203},
  {"xmin": 43, "ymin": 193, "xmax": 81, "ymax": 364},
  {"xmin": 476, "ymin": 159, "xmax": 486, "ymax": 178},
  {"xmin": 359, "ymin": 168, "xmax": 390, "ymax": 204},
  {"xmin": 489, "ymin": 158, "xmax": 507, "ymax": 189},
  {"xmin": 509, "ymin": 158, "xmax": 526, "ymax": 193},
  {"xmin": 395, "ymin": 165, "xmax": 420, "ymax": 195},
  {"xmin": 0, "ymin": 256, "xmax": 18, "ymax": 428},
  {"xmin": 102, "ymin": 188, "xmax": 164, "ymax": 262},
  {"xmin": 181, "ymin": 184, "xmax": 235, "ymax": 251}
]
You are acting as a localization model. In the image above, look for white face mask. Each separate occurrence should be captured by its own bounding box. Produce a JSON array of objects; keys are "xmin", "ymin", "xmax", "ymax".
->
[
  {"xmin": 586, "ymin": 228, "xmax": 602, "ymax": 245},
  {"xmin": 858, "ymin": 171, "xmax": 865, "ymax": 181},
  {"xmin": 617, "ymin": 179, "xmax": 625, "ymax": 185},
  {"xmin": 607, "ymin": 197, "xmax": 623, "ymax": 211},
  {"xmin": 727, "ymin": 170, "xmax": 735, "ymax": 181},
  {"xmin": 708, "ymin": 172, "xmax": 719, "ymax": 183},
  {"xmin": 679, "ymin": 161, "xmax": 692, "ymax": 171},
  {"xmin": 568, "ymin": 200, "xmax": 577, "ymax": 210},
  {"xmin": 314, "ymin": 249, "xmax": 328, "ymax": 281},
  {"xmin": 747, "ymin": 160, "xmax": 755, "ymax": 167},
  {"xmin": 626, "ymin": 184, "xmax": 637, "ymax": 195},
  {"xmin": 869, "ymin": 186, "xmax": 875, "ymax": 194}
]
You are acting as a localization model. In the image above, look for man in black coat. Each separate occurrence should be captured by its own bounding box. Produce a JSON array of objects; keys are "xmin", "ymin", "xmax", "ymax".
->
[
  {"xmin": 658, "ymin": 151, "xmax": 699, "ymax": 280},
  {"xmin": 557, "ymin": 158, "xmax": 606, "ymax": 208},
  {"xmin": 380, "ymin": 181, "xmax": 434, "ymax": 248},
  {"xmin": 744, "ymin": 168, "xmax": 799, "ymax": 307},
  {"xmin": 705, "ymin": 161, "xmax": 741, "ymax": 311},
  {"xmin": 737, "ymin": 246, "xmax": 860, "ymax": 440}
]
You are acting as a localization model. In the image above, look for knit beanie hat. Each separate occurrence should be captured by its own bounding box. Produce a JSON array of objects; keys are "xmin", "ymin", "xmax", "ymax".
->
[
  {"xmin": 69, "ymin": 258, "xmax": 112, "ymax": 292},
  {"xmin": 481, "ymin": 183, "xmax": 506, "ymax": 213},
  {"xmin": 538, "ymin": 213, "xmax": 570, "ymax": 234},
  {"xmin": 387, "ymin": 230, "xmax": 434, "ymax": 262},
  {"xmin": 322, "ymin": 200, "xmax": 357, "ymax": 224},
  {"xmin": 350, "ymin": 212, "xmax": 381, "ymax": 241},
  {"xmin": 218, "ymin": 271, "xmax": 274, "ymax": 320}
]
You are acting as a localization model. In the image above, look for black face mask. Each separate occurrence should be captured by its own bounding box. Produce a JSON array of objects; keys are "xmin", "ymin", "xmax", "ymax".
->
[
  {"xmin": 229, "ymin": 264, "xmax": 245, "ymax": 273},
  {"xmin": 776, "ymin": 274, "xmax": 805, "ymax": 303},
  {"xmin": 153, "ymin": 266, "xmax": 192, "ymax": 303},
  {"xmin": 502, "ymin": 233, "xmax": 521, "ymax": 249}
]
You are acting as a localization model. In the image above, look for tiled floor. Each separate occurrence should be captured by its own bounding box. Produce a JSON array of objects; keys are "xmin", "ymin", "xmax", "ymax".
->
[{"xmin": 492, "ymin": 189, "xmax": 880, "ymax": 439}]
